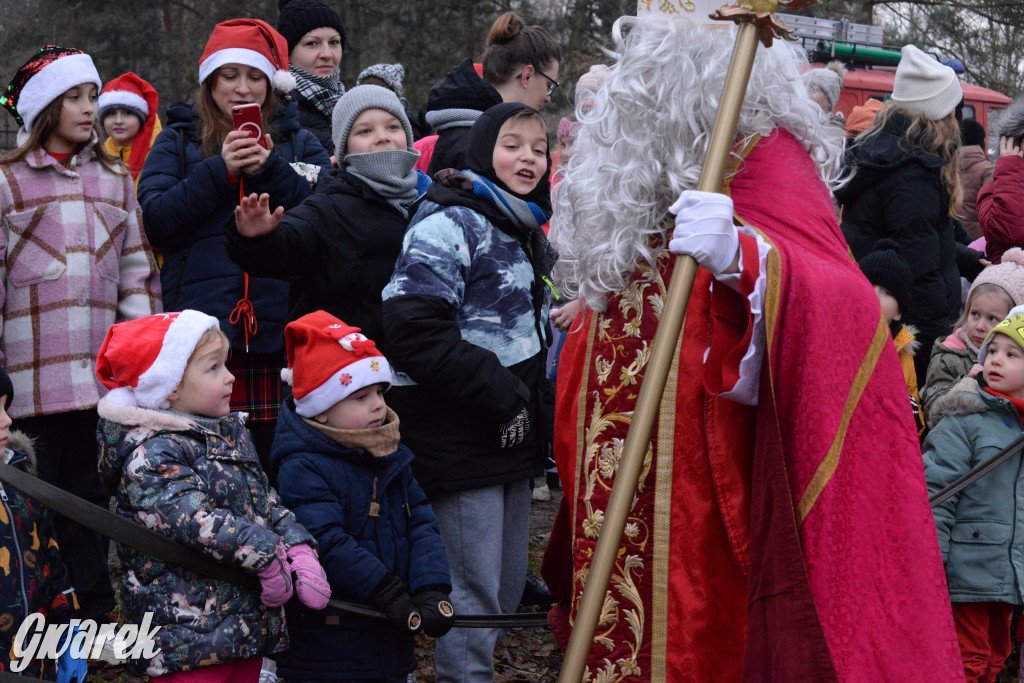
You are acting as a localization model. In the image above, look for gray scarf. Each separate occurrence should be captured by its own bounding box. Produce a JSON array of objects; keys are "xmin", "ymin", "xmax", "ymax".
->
[
  {"xmin": 344, "ymin": 149, "xmax": 421, "ymax": 218},
  {"xmin": 290, "ymin": 65, "xmax": 345, "ymax": 118}
]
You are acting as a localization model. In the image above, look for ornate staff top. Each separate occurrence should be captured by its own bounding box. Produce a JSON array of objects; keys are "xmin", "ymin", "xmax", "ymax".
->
[{"xmin": 638, "ymin": 0, "xmax": 821, "ymax": 47}]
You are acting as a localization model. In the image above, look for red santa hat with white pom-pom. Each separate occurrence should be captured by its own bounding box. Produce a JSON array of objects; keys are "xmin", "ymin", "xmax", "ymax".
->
[
  {"xmin": 198, "ymin": 18, "xmax": 296, "ymax": 94},
  {"xmin": 282, "ymin": 311, "xmax": 393, "ymax": 418},
  {"xmin": 95, "ymin": 310, "xmax": 222, "ymax": 409}
]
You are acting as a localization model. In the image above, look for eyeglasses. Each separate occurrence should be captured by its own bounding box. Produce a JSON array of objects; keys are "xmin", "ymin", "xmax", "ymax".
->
[{"xmin": 516, "ymin": 67, "xmax": 559, "ymax": 98}]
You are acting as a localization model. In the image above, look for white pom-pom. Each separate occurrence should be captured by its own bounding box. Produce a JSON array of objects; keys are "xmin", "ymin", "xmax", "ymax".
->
[
  {"xmin": 281, "ymin": 367, "xmax": 294, "ymax": 385},
  {"xmin": 273, "ymin": 70, "xmax": 296, "ymax": 94}
]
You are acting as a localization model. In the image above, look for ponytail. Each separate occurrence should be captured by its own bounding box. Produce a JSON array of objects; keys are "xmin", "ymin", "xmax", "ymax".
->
[{"xmin": 481, "ymin": 12, "xmax": 561, "ymax": 87}]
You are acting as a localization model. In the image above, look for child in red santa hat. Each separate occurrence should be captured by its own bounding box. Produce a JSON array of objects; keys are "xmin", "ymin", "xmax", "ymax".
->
[
  {"xmin": 270, "ymin": 310, "xmax": 453, "ymax": 683},
  {"xmin": 95, "ymin": 310, "xmax": 331, "ymax": 682},
  {"xmin": 98, "ymin": 72, "xmax": 162, "ymax": 188}
]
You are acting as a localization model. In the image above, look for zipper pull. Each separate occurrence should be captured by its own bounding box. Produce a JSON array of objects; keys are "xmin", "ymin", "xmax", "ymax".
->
[
  {"xmin": 368, "ymin": 476, "xmax": 380, "ymax": 517},
  {"xmin": 0, "ymin": 482, "xmax": 8, "ymax": 502}
]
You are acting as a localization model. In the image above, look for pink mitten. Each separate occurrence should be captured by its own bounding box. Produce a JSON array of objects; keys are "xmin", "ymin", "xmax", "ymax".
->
[
  {"xmin": 257, "ymin": 543, "xmax": 293, "ymax": 607},
  {"xmin": 287, "ymin": 544, "xmax": 331, "ymax": 610}
]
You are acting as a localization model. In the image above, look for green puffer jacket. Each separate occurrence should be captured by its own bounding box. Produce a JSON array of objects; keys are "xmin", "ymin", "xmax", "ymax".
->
[
  {"xmin": 923, "ymin": 377, "xmax": 1024, "ymax": 604},
  {"xmin": 922, "ymin": 333, "xmax": 977, "ymax": 427}
]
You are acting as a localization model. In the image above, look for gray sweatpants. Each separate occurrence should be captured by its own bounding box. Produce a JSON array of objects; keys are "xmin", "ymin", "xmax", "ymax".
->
[{"xmin": 431, "ymin": 479, "xmax": 531, "ymax": 682}]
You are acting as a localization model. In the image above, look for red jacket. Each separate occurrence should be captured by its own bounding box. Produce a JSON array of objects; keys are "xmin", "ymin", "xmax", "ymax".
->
[{"xmin": 979, "ymin": 155, "xmax": 1024, "ymax": 263}]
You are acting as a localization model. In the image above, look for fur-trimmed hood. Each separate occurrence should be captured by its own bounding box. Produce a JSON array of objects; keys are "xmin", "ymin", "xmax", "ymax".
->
[
  {"xmin": 928, "ymin": 376, "xmax": 1007, "ymax": 425},
  {"xmin": 894, "ymin": 323, "xmax": 920, "ymax": 357},
  {"xmin": 999, "ymin": 98, "xmax": 1024, "ymax": 142},
  {"xmin": 97, "ymin": 397, "xmax": 197, "ymax": 433},
  {"xmin": 4, "ymin": 430, "xmax": 35, "ymax": 475}
]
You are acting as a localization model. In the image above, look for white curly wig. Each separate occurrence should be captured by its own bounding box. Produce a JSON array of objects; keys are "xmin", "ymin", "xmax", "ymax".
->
[{"xmin": 550, "ymin": 18, "xmax": 846, "ymax": 311}]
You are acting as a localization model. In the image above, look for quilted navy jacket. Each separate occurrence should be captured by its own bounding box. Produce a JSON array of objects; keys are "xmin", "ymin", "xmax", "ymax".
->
[
  {"xmin": 270, "ymin": 399, "xmax": 450, "ymax": 681},
  {"xmin": 137, "ymin": 102, "xmax": 330, "ymax": 354}
]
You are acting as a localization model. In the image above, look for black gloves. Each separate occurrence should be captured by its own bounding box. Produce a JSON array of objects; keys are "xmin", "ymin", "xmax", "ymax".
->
[
  {"xmin": 414, "ymin": 587, "xmax": 455, "ymax": 638},
  {"xmin": 369, "ymin": 575, "xmax": 421, "ymax": 632},
  {"xmin": 498, "ymin": 406, "xmax": 531, "ymax": 448}
]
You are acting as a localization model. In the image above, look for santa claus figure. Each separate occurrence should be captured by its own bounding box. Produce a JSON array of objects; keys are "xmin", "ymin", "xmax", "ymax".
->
[{"xmin": 543, "ymin": 9, "xmax": 964, "ymax": 682}]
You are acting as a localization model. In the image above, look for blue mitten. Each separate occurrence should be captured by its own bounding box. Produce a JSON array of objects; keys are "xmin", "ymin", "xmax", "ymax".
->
[{"xmin": 56, "ymin": 624, "xmax": 88, "ymax": 683}]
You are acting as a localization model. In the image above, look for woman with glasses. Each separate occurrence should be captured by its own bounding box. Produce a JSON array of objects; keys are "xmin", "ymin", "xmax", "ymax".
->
[{"xmin": 422, "ymin": 11, "xmax": 561, "ymax": 177}]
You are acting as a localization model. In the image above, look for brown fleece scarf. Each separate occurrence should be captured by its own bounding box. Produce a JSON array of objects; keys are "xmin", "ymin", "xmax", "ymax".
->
[{"xmin": 303, "ymin": 408, "xmax": 401, "ymax": 458}]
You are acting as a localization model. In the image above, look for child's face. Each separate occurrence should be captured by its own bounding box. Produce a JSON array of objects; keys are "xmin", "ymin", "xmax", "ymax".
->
[
  {"xmin": 967, "ymin": 290, "xmax": 1012, "ymax": 348},
  {"xmin": 44, "ymin": 83, "xmax": 97, "ymax": 154},
  {"xmin": 491, "ymin": 117, "xmax": 548, "ymax": 196},
  {"xmin": 167, "ymin": 336, "xmax": 234, "ymax": 418},
  {"xmin": 983, "ymin": 333, "xmax": 1024, "ymax": 400},
  {"xmin": 873, "ymin": 285, "xmax": 902, "ymax": 325},
  {"xmin": 346, "ymin": 108, "xmax": 407, "ymax": 155},
  {"xmin": 315, "ymin": 383, "xmax": 387, "ymax": 430},
  {"xmin": 0, "ymin": 398, "xmax": 10, "ymax": 452},
  {"xmin": 103, "ymin": 108, "xmax": 142, "ymax": 147}
]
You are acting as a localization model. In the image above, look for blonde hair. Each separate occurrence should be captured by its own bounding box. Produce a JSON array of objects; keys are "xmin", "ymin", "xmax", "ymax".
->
[
  {"xmin": 954, "ymin": 282, "xmax": 1013, "ymax": 330},
  {"xmin": 855, "ymin": 104, "xmax": 963, "ymax": 217},
  {"xmin": 189, "ymin": 326, "xmax": 230, "ymax": 361}
]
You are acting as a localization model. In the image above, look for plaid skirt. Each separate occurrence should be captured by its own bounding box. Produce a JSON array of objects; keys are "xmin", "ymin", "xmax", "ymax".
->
[{"xmin": 227, "ymin": 351, "xmax": 285, "ymax": 422}]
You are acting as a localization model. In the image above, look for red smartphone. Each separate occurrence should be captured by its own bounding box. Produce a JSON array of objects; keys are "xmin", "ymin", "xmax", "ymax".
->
[{"xmin": 231, "ymin": 103, "xmax": 267, "ymax": 148}]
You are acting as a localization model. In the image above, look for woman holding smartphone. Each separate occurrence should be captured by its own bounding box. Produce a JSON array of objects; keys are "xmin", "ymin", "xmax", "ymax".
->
[{"xmin": 138, "ymin": 18, "xmax": 330, "ymax": 465}]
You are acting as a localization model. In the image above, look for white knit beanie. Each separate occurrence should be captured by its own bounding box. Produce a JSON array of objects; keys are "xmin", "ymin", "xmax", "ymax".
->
[{"xmin": 890, "ymin": 45, "xmax": 962, "ymax": 121}]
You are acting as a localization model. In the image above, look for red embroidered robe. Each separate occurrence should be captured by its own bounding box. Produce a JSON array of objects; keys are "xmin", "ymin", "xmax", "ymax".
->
[{"xmin": 544, "ymin": 130, "xmax": 964, "ymax": 681}]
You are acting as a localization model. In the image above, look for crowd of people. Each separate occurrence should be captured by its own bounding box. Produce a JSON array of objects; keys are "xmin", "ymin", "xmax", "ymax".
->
[{"xmin": 0, "ymin": 0, "xmax": 1023, "ymax": 681}]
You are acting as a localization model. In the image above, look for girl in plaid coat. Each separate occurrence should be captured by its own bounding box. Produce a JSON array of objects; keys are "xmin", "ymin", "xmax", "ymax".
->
[{"xmin": 0, "ymin": 46, "xmax": 161, "ymax": 623}]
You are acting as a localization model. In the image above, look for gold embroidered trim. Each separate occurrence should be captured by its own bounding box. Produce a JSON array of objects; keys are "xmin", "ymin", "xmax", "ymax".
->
[
  {"xmin": 651, "ymin": 324, "xmax": 684, "ymax": 681},
  {"xmin": 573, "ymin": 312, "xmax": 599, "ymax": 537},
  {"xmin": 796, "ymin": 316, "xmax": 889, "ymax": 525}
]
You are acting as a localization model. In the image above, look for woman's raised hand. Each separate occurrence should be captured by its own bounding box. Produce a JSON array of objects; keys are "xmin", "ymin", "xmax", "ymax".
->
[
  {"xmin": 235, "ymin": 192, "xmax": 283, "ymax": 237},
  {"xmin": 223, "ymin": 130, "xmax": 275, "ymax": 176}
]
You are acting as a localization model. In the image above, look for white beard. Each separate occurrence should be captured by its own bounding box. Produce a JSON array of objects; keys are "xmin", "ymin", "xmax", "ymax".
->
[{"xmin": 549, "ymin": 19, "xmax": 845, "ymax": 311}]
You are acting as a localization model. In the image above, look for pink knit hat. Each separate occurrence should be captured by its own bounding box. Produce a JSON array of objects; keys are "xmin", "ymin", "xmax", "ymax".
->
[
  {"xmin": 969, "ymin": 248, "xmax": 1024, "ymax": 307},
  {"xmin": 557, "ymin": 117, "xmax": 581, "ymax": 140}
]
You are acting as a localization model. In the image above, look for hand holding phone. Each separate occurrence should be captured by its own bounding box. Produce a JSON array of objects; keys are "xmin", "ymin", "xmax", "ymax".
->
[{"xmin": 232, "ymin": 103, "xmax": 268, "ymax": 149}]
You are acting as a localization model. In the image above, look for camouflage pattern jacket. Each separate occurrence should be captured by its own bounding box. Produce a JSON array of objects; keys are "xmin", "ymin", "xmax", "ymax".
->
[
  {"xmin": 96, "ymin": 401, "xmax": 315, "ymax": 676},
  {"xmin": 0, "ymin": 432, "xmax": 77, "ymax": 679}
]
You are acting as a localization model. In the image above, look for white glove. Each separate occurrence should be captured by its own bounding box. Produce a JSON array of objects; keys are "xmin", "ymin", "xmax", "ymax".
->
[{"xmin": 668, "ymin": 190, "xmax": 739, "ymax": 277}]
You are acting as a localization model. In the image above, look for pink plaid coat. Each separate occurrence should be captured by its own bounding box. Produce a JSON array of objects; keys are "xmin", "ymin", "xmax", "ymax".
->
[{"xmin": 0, "ymin": 141, "xmax": 161, "ymax": 418}]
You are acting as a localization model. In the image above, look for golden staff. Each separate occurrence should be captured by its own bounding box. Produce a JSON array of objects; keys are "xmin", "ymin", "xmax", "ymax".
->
[{"xmin": 557, "ymin": 2, "xmax": 819, "ymax": 680}]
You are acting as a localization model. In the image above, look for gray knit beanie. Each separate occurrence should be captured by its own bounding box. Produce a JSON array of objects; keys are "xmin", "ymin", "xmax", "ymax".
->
[
  {"xmin": 355, "ymin": 63, "xmax": 405, "ymax": 97},
  {"xmin": 803, "ymin": 67, "xmax": 842, "ymax": 111},
  {"xmin": 331, "ymin": 84, "xmax": 414, "ymax": 160}
]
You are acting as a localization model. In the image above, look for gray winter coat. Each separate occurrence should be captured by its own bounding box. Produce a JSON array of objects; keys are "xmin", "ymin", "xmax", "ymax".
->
[{"xmin": 923, "ymin": 377, "xmax": 1024, "ymax": 604}]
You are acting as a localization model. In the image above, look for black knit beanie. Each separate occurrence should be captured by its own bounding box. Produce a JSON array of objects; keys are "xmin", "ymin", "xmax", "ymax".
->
[
  {"xmin": 859, "ymin": 239, "xmax": 913, "ymax": 318},
  {"xmin": 0, "ymin": 367, "xmax": 13, "ymax": 409},
  {"xmin": 278, "ymin": 0, "xmax": 346, "ymax": 54},
  {"xmin": 960, "ymin": 118, "xmax": 987, "ymax": 148}
]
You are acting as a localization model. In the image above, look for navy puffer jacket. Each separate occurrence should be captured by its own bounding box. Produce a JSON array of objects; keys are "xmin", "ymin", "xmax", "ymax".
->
[
  {"xmin": 137, "ymin": 102, "xmax": 330, "ymax": 353},
  {"xmin": 270, "ymin": 399, "xmax": 450, "ymax": 681}
]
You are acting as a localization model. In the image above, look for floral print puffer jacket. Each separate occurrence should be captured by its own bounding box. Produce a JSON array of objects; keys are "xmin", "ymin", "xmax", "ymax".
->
[{"xmin": 96, "ymin": 400, "xmax": 314, "ymax": 676}]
